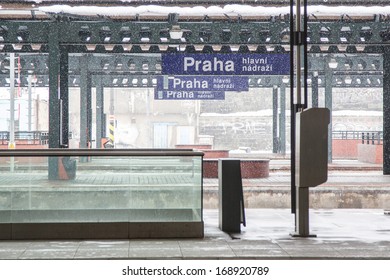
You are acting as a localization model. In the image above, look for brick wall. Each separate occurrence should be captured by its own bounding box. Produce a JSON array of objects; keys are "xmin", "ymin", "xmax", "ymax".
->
[{"xmin": 332, "ymin": 139, "xmax": 361, "ymax": 159}]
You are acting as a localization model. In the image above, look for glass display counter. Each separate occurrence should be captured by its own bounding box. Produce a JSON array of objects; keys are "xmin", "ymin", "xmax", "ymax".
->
[{"xmin": 0, "ymin": 149, "xmax": 203, "ymax": 239}]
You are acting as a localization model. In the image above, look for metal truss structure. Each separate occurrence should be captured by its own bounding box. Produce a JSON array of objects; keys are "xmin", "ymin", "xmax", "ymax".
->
[
  {"xmin": 1, "ymin": 4, "xmax": 390, "ymax": 172},
  {"xmin": 1, "ymin": 19, "xmax": 390, "ymax": 51},
  {"xmin": 0, "ymin": 53, "xmax": 384, "ymax": 88}
]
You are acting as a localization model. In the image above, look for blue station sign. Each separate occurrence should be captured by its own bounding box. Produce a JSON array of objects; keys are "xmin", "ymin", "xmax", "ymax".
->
[
  {"xmin": 161, "ymin": 54, "xmax": 290, "ymax": 75},
  {"xmin": 154, "ymin": 90, "xmax": 225, "ymax": 100},
  {"xmin": 156, "ymin": 76, "xmax": 249, "ymax": 91}
]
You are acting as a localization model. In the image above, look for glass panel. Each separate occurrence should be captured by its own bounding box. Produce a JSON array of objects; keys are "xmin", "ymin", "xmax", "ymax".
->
[{"xmin": 0, "ymin": 155, "xmax": 202, "ymax": 223}]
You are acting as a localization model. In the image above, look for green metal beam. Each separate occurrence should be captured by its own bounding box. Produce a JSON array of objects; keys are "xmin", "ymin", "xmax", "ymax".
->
[
  {"xmin": 325, "ymin": 60, "xmax": 333, "ymax": 163},
  {"xmin": 279, "ymin": 82, "xmax": 286, "ymax": 155},
  {"xmin": 79, "ymin": 55, "xmax": 92, "ymax": 151},
  {"xmin": 47, "ymin": 21, "xmax": 60, "ymax": 179},
  {"xmin": 383, "ymin": 47, "xmax": 390, "ymax": 174},
  {"xmin": 1, "ymin": 20, "xmax": 390, "ymax": 50},
  {"xmin": 60, "ymin": 46, "xmax": 69, "ymax": 147},
  {"xmin": 48, "ymin": 22, "xmax": 60, "ymax": 149},
  {"xmin": 0, "ymin": 53, "xmax": 383, "ymax": 74},
  {"xmin": 0, "ymin": 53, "xmax": 384, "ymax": 88},
  {"xmin": 272, "ymin": 85, "xmax": 278, "ymax": 153},
  {"xmin": 95, "ymin": 78, "xmax": 104, "ymax": 149},
  {"xmin": 0, "ymin": 72, "xmax": 384, "ymax": 88}
]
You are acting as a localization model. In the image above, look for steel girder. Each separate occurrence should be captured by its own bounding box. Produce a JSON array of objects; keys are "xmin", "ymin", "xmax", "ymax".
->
[
  {"xmin": 0, "ymin": 52, "xmax": 383, "ymax": 87},
  {"xmin": 0, "ymin": 52, "xmax": 383, "ymax": 74},
  {"xmin": 0, "ymin": 72, "xmax": 383, "ymax": 88},
  {"xmin": 1, "ymin": 20, "xmax": 390, "ymax": 52}
]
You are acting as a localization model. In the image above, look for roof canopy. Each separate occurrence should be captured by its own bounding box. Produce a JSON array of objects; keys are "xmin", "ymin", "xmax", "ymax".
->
[{"xmin": 1, "ymin": 1, "xmax": 390, "ymax": 20}]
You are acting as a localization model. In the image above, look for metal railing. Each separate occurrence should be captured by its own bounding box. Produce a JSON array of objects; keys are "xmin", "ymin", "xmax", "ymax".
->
[
  {"xmin": 332, "ymin": 131, "xmax": 383, "ymax": 145},
  {"xmin": 0, "ymin": 130, "xmax": 384, "ymax": 148},
  {"xmin": 361, "ymin": 131, "xmax": 383, "ymax": 145},
  {"xmin": 0, "ymin": 131, "xmax": 49, "ymax": 145}
]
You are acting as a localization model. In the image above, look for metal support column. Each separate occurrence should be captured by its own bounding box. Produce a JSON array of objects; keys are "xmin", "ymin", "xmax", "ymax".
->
[
  {"xmin": 108, "ymin": 87, "xmax": 115, "ymax": 147},
  {"xmin": 60, "ymin": 47, "xmax": 69, "ymax": 147},
  {"xmin": 290, "ymin": 0, "xmax": 310, "ymax": 230},
  {"xmin": 96, "ymin": 77, "xmax": 104, "ymax": 148},
  {"xmin": 279, "ymin": 82, "xmax": 286, "ymax": 155},
  {"xmin": 273, "ymin": 85, "xmax": 279, "ymax": 153},
  {"xmin": 290, "ymin": 1, "xmax": 296, "ymax": 214},
  {"xmin": 87, "ymin": 76, "xmax": 92, "ymax": 149},
  {"xmin": 295, "ymin": 186, "xmax": 311, "ymax": 236},
  {"xmin": 8, "ymin": 53, "xmax": 16, "ymax": 172},
  {"xmin": 9, "ymin": 53, "xmax": 15, "ymax": 147},
  {"xmin": 80, "ymin": 54, "xmax": 92, "ymax": 150},
  {"xmin": 312, "ymin": 72, "xmax": 319, "ymax": 108},
  {"xmin": 325, "ymin": 64, "xmax": 333, "ymax": 163},
  {"xmin": 383, "ymin": 47, "xmax": 390, "ymax": 174},
  {"xmin": 27, "ymin": 75, "xmax": 32, "ymax": 132},
  {"xmin": 48, "ymin": 22, "xmax": 61, "ymax": 179},
  {"xmin": 48, "ymin": 22, "xmax": 61, "ymax": 148},
  {"xmin": 290, "ymin": 0, "xmax": 308, "ymax": 214}
]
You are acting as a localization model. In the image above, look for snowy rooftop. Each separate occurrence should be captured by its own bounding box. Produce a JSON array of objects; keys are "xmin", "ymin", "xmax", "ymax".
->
[
  {"xmin": 1, "ymin": 3, "xmax": 390, "ymax": 19},
  {"xmin": 2, "ymin": 0, "xmax": 389, "ymax": 4},
  {"xmin": 34, "ymin": 5, "xmax": 390, "ymax": 17}
]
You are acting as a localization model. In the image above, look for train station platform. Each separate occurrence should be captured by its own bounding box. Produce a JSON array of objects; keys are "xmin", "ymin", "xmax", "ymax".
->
[
  {"xmin": 0, "ymin": 159, "xmax": 389, "ymax": 260},
  {"xmin": 0, "ymin": 208, "xmax": 389, "ymax": 260}
]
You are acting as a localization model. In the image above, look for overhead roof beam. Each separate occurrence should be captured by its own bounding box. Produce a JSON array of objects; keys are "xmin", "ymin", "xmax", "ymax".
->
[
  {"xmin": 0, "ymin": 73, "xmax": 383, "ymax": 88},
  {"xmin": 1, "ymin": 20, "xmax": 390, "ymax": 47},
  {"xmin": 0, "ymin": 53, "xmax": 383, "ymax": 76}
]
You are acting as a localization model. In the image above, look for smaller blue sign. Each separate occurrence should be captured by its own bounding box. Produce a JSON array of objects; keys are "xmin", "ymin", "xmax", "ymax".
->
[
  {"xmin": 157, "ymin": 76, "xmax": 249, "ymax": 91},
  {"xmin": 154, "ymin": 89, "xmax": 225, "ymax": 100}
]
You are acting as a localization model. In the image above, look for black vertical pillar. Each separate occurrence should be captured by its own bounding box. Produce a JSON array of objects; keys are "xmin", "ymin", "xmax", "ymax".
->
[
  {"xmin": 48, "ymin": 21, "xmax": 60, "ymax": 179},
  {"xmin": 289, "ymin": 0, "xmax": 296, "ymax": 214},
  {"xmin": 383, "ymin": 47, "xmax": 390, "ymax": 174},
  {"xmin": 60, "ymin": 47, "xmax": 69, "ymax": 147},
  {"xmin": 312, "ymin": 73, "xmax": 319, "ymax": 108},
  {"xmin": 273, "ymin": 85, "xmax": 279, "ymax": 153}
]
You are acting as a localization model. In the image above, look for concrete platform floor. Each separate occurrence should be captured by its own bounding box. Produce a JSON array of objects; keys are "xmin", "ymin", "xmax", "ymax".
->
[{"xmin": 0, "ymin": 208, "xmax": 389, "ymax": 260}]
